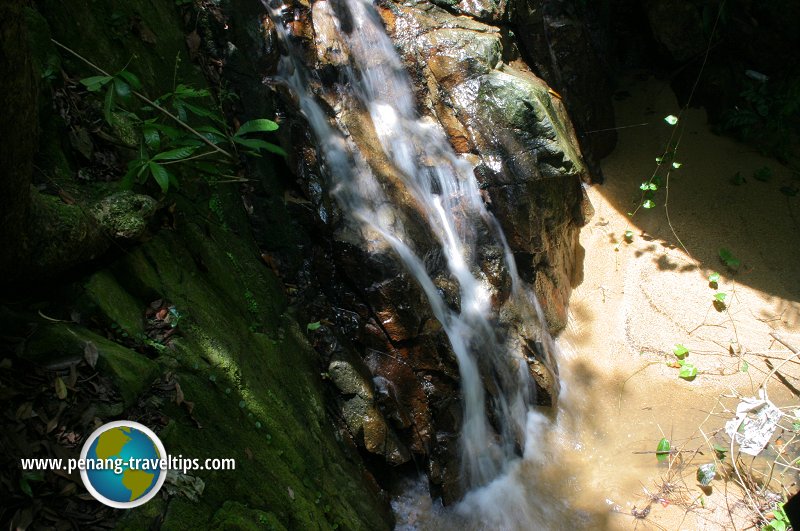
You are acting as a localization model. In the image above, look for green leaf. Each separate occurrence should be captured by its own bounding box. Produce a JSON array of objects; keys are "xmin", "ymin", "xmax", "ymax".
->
[
  {"xmin": 672, "ymin": 162, "xmax": 682, "ymax": 169},
  {"xmin": 664, "ymin": 115, "xmax": 679, "ymax": 125},
  {"xmin": 195, "ymin": 125, "xmax": 226, "ymax": 135},
  {"xmin": 235, "ymin": 119, "xmax": 280, "ymax": 136},
  {"xmin": 173, "ymin": 84, "xmax": 211, "ymax": 98},
  {"xmin": 151, "ymin": 123, "xmax": 183, "ymax": 140},
  {"xmin": 655, "ymin": 156, "xmax": 663, "ymax": 163},
  {"xmin": 80, "ymin": 75, "xmax": 112, "ymax": 91},
  {"xmin": 673, "ymin": 344, "xmax": 689, "ymax": 359},
  {"xmin": 307, "ymin": 321, "xmax": 322, "ymax": 332},
  {"xmin": 103, "ymin": 85, "xmax": 115, "ymax": 125},
  {"xmin": 643, "ymin": 199, "xmax": 655, "ymax": 209},
  {"xmin": 149, "ymin": 161, "xmax": 170, "ymax": 193},
  {"xmin": 181, "ymin": 100, "xmax": 222, "ymax": 121},
  {"xmin": 767, "ymin": 520, "xmax": 787, "ymax": 531},
  {"xmin": 19, "ymin": 476, "xmax": 33, "ymax": 498},
  {"xmin": 656, "ymin": 438, "xmax": 670, "ymax": 462},
  {"xmin": 719, "ymin": 248, "xmax": 741, "ymax": 270},
  {"xmin": 173, "ymin": 100, "xmax": 188, "ymax": 122},
  {"xmin": 117, "ymin": 70, "xmax": 142, "ymax": 90},
  {"xmin": 122, "ymin": 159, "xmax": 146, "ymax": 188},
  {"xmin": 233, "ymin": 136, "xmax": 287, "ymax": 155},
  {"xmin": 679, "ymin": 363, "xmax": 698, "ymax": 380},
  {"xmin": 113, "ymin": 77, "xmax": 131, "ymax": 99},
  {"xmin": 648, "ymin": 183, "xmax": 658, "ymax": 191},
  {"xmin": 624, "ymin": 230, "xmax": 634, "ymax": 242},
  {"xmin": 714, "ymin": 292, "xmax": 727, "ymax": 303},
  {"xmin": 143, "ymin": 126, "xmax": 161, "ymax": 151},
  {"xmin": 696, "ymin": 463, "xmax": 716, "ymax": 486},
  {"xmin": 152, "ymin": 146, "xmax": 198, "ymax": 161},
  {"xmin": 740, "ymin": 360, "xmax": 749, "ymax": 373},
  {"xmin": 753, "ymin": 166, "xmax": 772, "ymax": 182},
  {"xmin": 640, "ymin": 182, "xmax": 650, "ymax": 191},
  {"xmin": 256, "ymin": 142, "xmax": 288, "ymax": 157},
  {"xmin": 708, "ymin": 272, "xmax": 720, "ymax": 283},
  {"xmin": 713, "ymin": 443, "xmax": 728, "ymax": 459}
]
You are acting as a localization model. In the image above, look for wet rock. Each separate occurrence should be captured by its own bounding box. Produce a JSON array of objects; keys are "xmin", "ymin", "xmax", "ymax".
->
[
  {"xmin": 312, "ymin": 0, "xmax": 349, "ymax": 66},
  {"xmin": 329, "ymin": 348, "xmax": 413, "ymax": 464},
  {"xmin": 430, "ymin": 0, "xmax": 509, "ymax": 22},
  {"xmin": 329, "ymin": 350, "xmax": 375, "ymax": 399},
  {"xmin": 509, "ymin": 0, "xmax": 617, "ymax": 169},
  {"xmin": 256, "ymin": 0, "xmax": 592, "ymax": 504},
  {"xmin": 383, "ymin": 1, "xmax": 589, "ymax": 331}
]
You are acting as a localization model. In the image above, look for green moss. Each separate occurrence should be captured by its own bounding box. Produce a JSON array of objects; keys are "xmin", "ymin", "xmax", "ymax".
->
[
  {"xmin": 84, "ymin": 270, "xmax": 145, "ymax": 336},
  {"xmin": 210, "ymin": 501, "xmax": 286, "ymax": 531},
  {"xmin": 162, "ymin": 497, "xmax": 215, "ymax": 530},
  {"xmin": 21, "ymin": 323, "xmax": 158, "ymax": 406},
  {"xmin": 100, "ymin": 191, "xmax": 392, "ymax": 529},
  {"xmin": 116, "ymin": 497, "xmax": 167, "ymax": 530},
  {"xmin": 22, "ymin": 2, "xmax": 392, "ymax": 522}
]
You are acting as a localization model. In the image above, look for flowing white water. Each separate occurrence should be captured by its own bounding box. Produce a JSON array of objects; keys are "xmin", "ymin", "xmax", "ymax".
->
[{"xmin": 264, "ymin": 0, "xmax": 562, "ymax": 494}]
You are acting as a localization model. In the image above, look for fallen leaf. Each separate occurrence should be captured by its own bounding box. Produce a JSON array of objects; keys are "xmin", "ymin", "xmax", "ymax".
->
[
  {"xmin": 58, "ymin": 189, "xmax": 76, "ymax": 205},
  {"xmin": 54, "ymin": 377, "xmax": 68, "ymax": 400},
  {"xmin": 84, "ymin": 341, "xmax": 99, "ymax": 368},
  {"xmin": 175, "ymin": 382, "xmax": 184, "ymax": 406},
  {"xmin": 16, "ymin": 402, "xmax": 34, "ymax": 420},
  {"xmin": 58, "ymin": 483, "xmax": 77, "ymax": 497}
]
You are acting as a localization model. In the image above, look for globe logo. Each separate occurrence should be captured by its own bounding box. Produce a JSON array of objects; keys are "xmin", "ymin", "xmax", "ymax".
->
[{"xmin": 80, "ymin": 421, "xmax": 168, "ymax": 508}]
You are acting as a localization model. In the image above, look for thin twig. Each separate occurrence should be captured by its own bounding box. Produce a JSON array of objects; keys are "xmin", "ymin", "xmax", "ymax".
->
[{"xmin": 51, "ymin": 39, "xmax": 233, "ymax": 159}]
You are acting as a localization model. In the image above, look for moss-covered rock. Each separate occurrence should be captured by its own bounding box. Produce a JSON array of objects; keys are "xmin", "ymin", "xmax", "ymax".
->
[
  {"xmin": 209, "ymin": 501, "xmax": 286, "ymax": 531},
  {"xmin": 89, "ymin": 191, "xmax": 157, "ymax": 239},
  {"xmin": 102, "ymin": 190, "xmax": 393, "ymax": 530},
  {"xmin": 21, "ymin": 323, "xmax": 159, "ymax": 406},
  {"xmin": 84, "ymin": 270, "xmax": 146, "ymax": 337},
  {"xmin": 17, "ymin": 1, "xmax": 394, "ymax": 526}
]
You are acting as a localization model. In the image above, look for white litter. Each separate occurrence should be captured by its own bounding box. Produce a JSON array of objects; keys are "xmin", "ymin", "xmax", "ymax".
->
[{"xmin": 724, "ymin": 389, "xmax": 782, "ymax": 456}]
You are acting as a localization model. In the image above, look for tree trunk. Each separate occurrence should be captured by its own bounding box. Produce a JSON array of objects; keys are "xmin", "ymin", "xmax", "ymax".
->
[{"xmin": 0, "ymin": 1, "xmax": 37, "ymax": 287}]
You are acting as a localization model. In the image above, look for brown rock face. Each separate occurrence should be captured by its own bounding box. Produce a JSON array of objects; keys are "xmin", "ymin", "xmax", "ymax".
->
[{"xmin": 247, "ymin": 0, "xmax": 592, "ymax": 504}]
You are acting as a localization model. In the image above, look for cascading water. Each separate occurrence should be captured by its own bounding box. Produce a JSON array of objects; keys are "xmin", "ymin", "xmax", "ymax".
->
[{"xmin": 263, "ymin": 0, "xmax": 563, "ymax": 494}]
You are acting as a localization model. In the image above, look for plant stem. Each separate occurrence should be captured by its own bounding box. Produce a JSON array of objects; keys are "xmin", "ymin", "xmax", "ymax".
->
[{"xmin": 51, "ymin": 38, "xmax": 233, "ymax": 159}]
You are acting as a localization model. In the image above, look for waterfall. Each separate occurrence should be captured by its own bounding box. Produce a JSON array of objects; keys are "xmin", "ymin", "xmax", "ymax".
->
[{"xmin": 264, "ymin": 0, "xmax": 562, "ymax": 491}]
